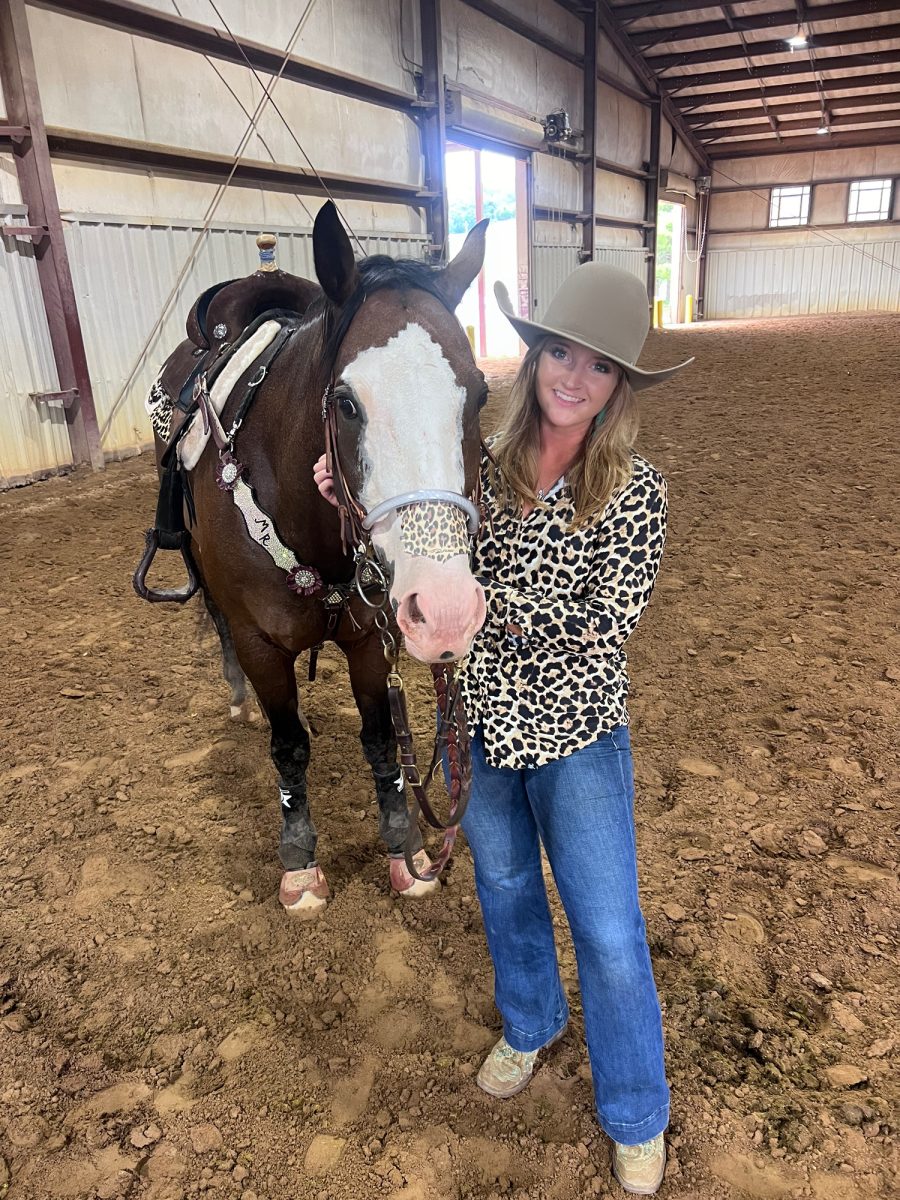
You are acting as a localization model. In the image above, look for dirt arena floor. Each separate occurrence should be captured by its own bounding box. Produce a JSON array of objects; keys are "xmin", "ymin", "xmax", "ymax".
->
[{"xmin": 1, "ymin": 312, "xmax": 898, "ymax": 1200}]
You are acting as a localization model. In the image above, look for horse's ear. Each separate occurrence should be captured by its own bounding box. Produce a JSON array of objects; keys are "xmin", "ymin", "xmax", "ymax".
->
[
  {"xmin": 313, "ymin": 201, "xmax": 359, "ymax": 305},
  {"xmin": 437, "ymin": 218, "xmax": 489, "ymax": 310}
]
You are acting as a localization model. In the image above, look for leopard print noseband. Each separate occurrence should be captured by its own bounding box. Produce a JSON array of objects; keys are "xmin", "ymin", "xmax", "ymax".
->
[{"xmin": 397, "ymin": 502, "xmax": 470, "ymax": 561}]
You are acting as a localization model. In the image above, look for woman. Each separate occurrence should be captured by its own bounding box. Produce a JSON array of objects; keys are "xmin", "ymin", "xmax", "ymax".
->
[{"xmin": 315, "ymin": 262, "xmax": 692, "ymax": 1195}]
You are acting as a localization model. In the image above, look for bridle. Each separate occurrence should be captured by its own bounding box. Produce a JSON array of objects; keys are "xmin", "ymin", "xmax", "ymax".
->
[{"xmin": 322, "ymin": 380, "xmax": 482, "ymax": 885}]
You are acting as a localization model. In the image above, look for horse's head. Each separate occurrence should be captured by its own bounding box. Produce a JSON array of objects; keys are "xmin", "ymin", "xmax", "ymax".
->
[{"xmin": 314, "ymin": 202, "xmax": 488, "ymax": 664}]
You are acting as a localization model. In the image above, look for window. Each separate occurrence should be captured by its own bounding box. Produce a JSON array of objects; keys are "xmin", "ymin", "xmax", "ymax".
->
[
  {"xmin": 769, "ymin": 185, "xmax": 811, "ymax": 227},
  {"xmin": 848, "ymin": 178, "xmax": 893, "ymax": 222}
]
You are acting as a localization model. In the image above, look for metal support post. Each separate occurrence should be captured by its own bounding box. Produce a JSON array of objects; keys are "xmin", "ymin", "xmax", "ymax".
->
[
  {"xmin": 644, "ymin": 99, "xmax": 661, "ymax": 304},
  {"xmin": 581, "ymin": 2, "xmax": 598, "ymax": 263},
  {"xmin": 0, "ymin": 0, "xmax": 103, "ymax": 469},
  {"xmin": 418, "ymin": 0, "xmax": 449, "ymax": 261}
]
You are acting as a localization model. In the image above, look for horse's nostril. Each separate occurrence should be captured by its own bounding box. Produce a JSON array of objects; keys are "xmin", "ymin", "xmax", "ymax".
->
[
  {"xmin": 439, "ymin": 650, "xmax": 455, "ymax": 661},
  {"xmin": 407, "ymin": 594, "xmax": 426, "ymax": 624}
]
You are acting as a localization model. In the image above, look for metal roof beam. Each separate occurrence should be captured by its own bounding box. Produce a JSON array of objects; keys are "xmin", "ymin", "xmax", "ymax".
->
[
  {"xmin": 596, "ymin": 1, "xmax": 711, "ymax": 167},
  {"xmin": 614, "ymin": 0, "xmax": 740, "ymax": 18},
  {"xmin": 29, "ymin": 0, "xmax": 420, "ymax": 112},
  {"xmin": 631, "ymin": 2, "xmax": 899, "ymax": 48},
  {"xmin": 43, "ymin": 127, "xmax": 433, "ymax": 205},
  {"xmin": 647, "ymin": 23, "xmax": 900, "ymax": 71},
  {"xmin": 675, "ymin": 70, "xmax": 900, "ymax": 106},
  {"xmin": 665, "ymin": 51, "xmax": 900, "ymax": 91},
  {"xmin": 459, "ymin": 0, "xmax": 583, "ymax": 66},
  {"xmin": 708, "ymin": 125, "xmax": 900, "ymax": 157},
  {"xmin": 702, "ymin": 109, "xmax": 900, "ymax": 140},
  {"xmin": 686, "ymin": 91, "xmax": 900, "ymax": 123}
]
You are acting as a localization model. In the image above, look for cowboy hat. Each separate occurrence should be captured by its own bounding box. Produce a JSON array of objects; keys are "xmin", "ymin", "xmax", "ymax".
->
[{"xmin": 495, "ymin": 262, "xmax": 693, "ymax": 391}]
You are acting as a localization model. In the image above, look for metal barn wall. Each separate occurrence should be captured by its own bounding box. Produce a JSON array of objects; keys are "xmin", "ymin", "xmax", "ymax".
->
[
  {"xmin": 706, "ymin": 231, "xmax": 900, "ymax": 319},
  {"xmin": 64, "ymin": 216, "xmax": 428, "ymax": 460},
  {"xmin": 1, "ymin": 1, "xmax": 705, "ymax": 483},
  {"xmin": 707, "ymin": 146, "xmax": 900, "ymax": 318},
  {"xmin": 0, "ymin": 206, "xmax": 70, "ymax": 486}
]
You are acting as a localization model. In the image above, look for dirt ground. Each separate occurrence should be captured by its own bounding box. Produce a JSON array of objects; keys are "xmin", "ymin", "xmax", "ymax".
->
[{"xmin": 1, "ymin": 313, "xmax": 898, "ymax": 1200}]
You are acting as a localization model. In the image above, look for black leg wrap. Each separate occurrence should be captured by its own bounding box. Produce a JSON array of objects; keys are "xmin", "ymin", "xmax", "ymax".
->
[
  {"xmin": 373, "ymin": 766, "xmax": 422, "ymax": 856},
  {"xmin": 278, "ymin": 783, "xmax": 317, "ymax": 870}
]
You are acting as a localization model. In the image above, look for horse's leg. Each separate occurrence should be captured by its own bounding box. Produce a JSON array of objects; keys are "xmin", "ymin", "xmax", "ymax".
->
[
  {"xmin": 231, "ymin": 625, "xmax": 328, "ymax": 917},
  {"xmin": 340, "ymin": 633, "xmax": 439, "ymax": 898},
  {"xmin": 200, "ymin": 586, "xmax": 254, "ymax": 721}
]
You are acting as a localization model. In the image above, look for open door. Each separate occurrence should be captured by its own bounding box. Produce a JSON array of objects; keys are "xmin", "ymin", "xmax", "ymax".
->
[{"xmin": 445, "ymin": 143, "xmax": 528, "ymax": 355}]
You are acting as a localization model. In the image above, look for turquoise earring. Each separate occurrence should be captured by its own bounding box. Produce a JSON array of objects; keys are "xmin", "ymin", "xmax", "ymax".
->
[{"xmin": 594, "ymin": 409, "xmax": 607, "ymax": 430}]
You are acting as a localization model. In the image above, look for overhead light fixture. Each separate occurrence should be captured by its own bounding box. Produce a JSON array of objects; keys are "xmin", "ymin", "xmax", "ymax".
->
[{"xmin": 787, "ymin": 27, "xmax": 808, "ymax": 49}]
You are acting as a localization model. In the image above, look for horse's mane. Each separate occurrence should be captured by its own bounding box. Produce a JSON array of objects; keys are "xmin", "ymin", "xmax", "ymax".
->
[{"xmin": 320, "ymin": 255, "xmax": 449, "ymax": 369}]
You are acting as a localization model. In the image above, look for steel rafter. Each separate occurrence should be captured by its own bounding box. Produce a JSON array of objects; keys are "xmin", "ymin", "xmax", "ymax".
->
[
  {"xmin": 703, "ymin": 109, "xmax": 900, "ymax": 141},
  {"xmin": 596, "ymin": 1, "xmax": 711, "ymax": 168},
  {"xmin": 685, "ymin": 91, "xmax": 900, "ymax": 124},
  {"xmin": 719, "ymin": 3, "xmax": 780, "ymax": 139},
  {"xmin": 664, "ymin": 50, "xmax": 900, "ymax": 92},
  {"xmin": 614, "ymin": 0, "xmax": 745, "ymax": 18},
  {"xmin": 0, "ymin": 0, "xmax": 103, "ymax": 469},
  {"xmin": 42, "ymin": 128, "xmax": 433, "ymax": 205},
  {"xmin": 707, "ymin": 124, "xmax": 900, "ymax": 157},
  {"xmin": 631, "ymin": 2, "xmax": 899, "ymax": 48},
  {"xmin": 647, "ymin": 25, "xmax": 900, "ymax": 72},
  {"xmin": 459, "ymin": 0, "xmax": 583, "ymax": 66},
  {"xmin": 675, "ymin": 70, "xmax": 900, "ymax": 108}
]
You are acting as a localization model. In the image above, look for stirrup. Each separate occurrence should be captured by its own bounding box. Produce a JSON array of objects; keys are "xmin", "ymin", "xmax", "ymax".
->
[{"xmin": 132, "ymin": 528, "xmax": 200, "ymax": 603}]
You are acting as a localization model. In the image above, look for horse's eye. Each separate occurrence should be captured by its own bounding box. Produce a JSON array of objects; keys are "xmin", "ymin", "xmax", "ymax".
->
[{"xmin": 338, "ymin": 396, "xmax": 358, "ymax": 419}]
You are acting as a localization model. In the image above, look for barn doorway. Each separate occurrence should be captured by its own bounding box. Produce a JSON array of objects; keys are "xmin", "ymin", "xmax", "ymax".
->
[
  {"xmin": 445, "ymin": 143, "xmax": 528, "ymax": 357},
  {"xmin": 655, "ymin": 199, "xmax": 685, "ymax": 325}
]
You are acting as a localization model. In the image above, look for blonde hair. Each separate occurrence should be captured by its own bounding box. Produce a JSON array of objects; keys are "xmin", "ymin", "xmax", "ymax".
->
[{"xmin": 489, "ymin": 338, "xmax": 639, "ymax": 529}]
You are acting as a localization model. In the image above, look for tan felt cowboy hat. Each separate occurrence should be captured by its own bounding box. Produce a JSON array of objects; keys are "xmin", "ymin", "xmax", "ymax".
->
[{"xmin": 495, "ymin": 262, "xmax": 693, "ymax": 391}]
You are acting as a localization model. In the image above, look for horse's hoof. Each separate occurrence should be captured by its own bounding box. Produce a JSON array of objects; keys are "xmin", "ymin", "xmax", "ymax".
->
[
  {"xmin": 279, "ymin": 865, "xmax": 330, "ymax": 917},
  {"xmin": 229, "ymin": 700, "xmax": 259, "ymax": 724},
  {"xmin": 390, "ymin": 851, "xmax": 440, "ymax": 898}
]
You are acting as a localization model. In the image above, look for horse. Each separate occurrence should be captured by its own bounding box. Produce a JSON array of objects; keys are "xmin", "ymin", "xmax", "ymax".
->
[{"xmin": 140, "ymin": 202, "xmax": 489, "ymax": 916}]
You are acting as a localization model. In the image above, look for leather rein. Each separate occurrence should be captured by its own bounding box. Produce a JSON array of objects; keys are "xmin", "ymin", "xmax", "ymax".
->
[{"xmin": 322, "ymin": 381, "xmax": 480, "ymax": 885}]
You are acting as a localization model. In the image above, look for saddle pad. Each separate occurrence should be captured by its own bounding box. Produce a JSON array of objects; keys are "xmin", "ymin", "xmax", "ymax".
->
[{"xmin": 178, "ymin": 320, "xmax": 281, "ymax": 471}]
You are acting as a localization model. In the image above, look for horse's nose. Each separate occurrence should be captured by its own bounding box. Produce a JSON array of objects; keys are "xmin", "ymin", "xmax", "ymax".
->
[{"xmin": 396, "ymin": 581, "xmax": 486, "ymax": 663}]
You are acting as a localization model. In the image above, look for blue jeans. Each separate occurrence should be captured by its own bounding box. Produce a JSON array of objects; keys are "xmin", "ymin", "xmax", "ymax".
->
[{"xmin": 461, "ymin": 725, "xmax": 669, "ymax": 1145}]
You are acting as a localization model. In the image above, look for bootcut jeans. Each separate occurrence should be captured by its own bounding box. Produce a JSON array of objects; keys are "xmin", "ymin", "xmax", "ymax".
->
[{"xmin": 461, "ymin": 724, "xmax": 669, "ymax": 1146}]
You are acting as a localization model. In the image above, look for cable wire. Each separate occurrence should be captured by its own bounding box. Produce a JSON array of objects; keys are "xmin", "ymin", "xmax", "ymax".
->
[
  {"xmin": 98, "ymin": 0, "xmax": 320, "ymax": 445},
  {"xmin": 205, "ymin": 0, "xmax": 367, "ymax": 255}
]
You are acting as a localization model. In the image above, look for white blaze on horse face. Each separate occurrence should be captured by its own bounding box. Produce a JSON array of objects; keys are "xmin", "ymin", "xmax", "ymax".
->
[
  {"xmin": 342, "ymin": 322, "xmax": 484, "ymax": 662},
  {"xmin": 343, "ymin": 323, "xmax": 466, "ymax": 518}
]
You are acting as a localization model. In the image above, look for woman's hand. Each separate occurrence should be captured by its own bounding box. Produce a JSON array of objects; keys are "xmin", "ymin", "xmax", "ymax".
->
[{"xmin": 313, "ymin": 453, "xmax": 339, "ymax": 508}]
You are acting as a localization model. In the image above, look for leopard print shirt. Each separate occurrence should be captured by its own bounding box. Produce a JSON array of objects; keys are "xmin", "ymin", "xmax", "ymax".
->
[{"xmin": 460, "ymin": 449, "xmax": 668, "ymax": 769}]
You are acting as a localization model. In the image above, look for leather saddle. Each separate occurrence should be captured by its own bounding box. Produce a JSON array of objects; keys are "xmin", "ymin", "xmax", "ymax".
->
[
  {"xmin": 185, "ymin": 269, "xmax": 320, "ymax": 350},
  {"xmin": 172, "ymin": 266, "xmax": 321, "ymax": 416}
]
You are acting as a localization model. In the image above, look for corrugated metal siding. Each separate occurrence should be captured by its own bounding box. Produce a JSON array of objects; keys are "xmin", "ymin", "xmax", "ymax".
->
[
  {"xmin": 532, "ymin": 235, "xmax": 581, "ymax": 321},
  {"xmin": 0, "ymin": 207, "xmax": 71, "ymax": 487},
  {"xmin": 62, "ymin": 216, "xmax": 429, "ymax": 458},
  {"xmin": 595, "ymin": 244, "xmax": 647, "ymax": 283},
  {"xmin": 706, "ymin": 237, "xmax": 900, "ymax": 319}
]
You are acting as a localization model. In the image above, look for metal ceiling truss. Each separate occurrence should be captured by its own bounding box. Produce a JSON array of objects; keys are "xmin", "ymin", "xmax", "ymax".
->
[
  {"xmin": 645, "ymin": 24, "xmax": 900, "ymax": 71},
  {"xmin": 702, "ymin": 108, "xmax": 900, "ymax": 142},
  {"xmin": 677, "ymin": 71, "xmax": 900, "ymax": 109},
  {"xmin": 630, "ymin": 2, "xmax": 899, "ymax": 48},
  {"xmin": 603, "ymin": 0, "xmax": 900, "ymax": 156},
  {"xmin": 688, "ymin": 91, "xmax": 900, "ymax": 126}
]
